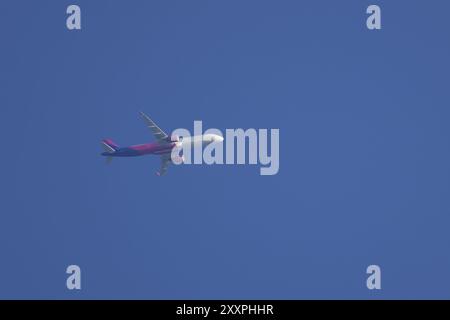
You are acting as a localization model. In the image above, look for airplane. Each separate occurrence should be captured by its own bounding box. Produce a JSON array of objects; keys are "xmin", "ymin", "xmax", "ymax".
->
[{"xmin": 100, "ymin": 112, "xmax": 224, "ymax": 176}]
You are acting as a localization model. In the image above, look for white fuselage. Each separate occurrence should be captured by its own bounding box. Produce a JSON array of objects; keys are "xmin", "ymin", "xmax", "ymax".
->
[{"xmin": 177, "ymin": 134, "xmax": 223, "ymax": 147}]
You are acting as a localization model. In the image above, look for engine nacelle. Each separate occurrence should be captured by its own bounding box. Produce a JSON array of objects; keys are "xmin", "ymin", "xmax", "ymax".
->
[
  {"xmin": 170, "ymin": 135, "xmax": 180, "ymax": 142},
  {"xmin": 171, "ymin": 155, "xmax": 185, "ymax": 164}
]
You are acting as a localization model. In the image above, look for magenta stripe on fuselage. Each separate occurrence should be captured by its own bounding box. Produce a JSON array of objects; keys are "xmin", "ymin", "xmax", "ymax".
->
[{"xmin": 105, "ymin": 142, "xmax": 174, "ymax": 157}]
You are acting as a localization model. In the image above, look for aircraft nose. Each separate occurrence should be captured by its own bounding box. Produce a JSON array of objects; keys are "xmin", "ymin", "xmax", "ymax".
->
[{"xmin": 215, "ymin": 135, "xmax": 224, "ymax": 142}]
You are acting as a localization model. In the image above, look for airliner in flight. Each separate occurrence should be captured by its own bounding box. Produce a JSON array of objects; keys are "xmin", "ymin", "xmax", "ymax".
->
[{"xmin": 100, "ymin": 112, "xmax": 223, "ymax": 175}]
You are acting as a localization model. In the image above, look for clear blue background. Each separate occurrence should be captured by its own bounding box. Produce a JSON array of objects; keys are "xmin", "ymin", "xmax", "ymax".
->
[{"xmin": 0, "ymin": 1, "xmax": 449, "ymax": 299}]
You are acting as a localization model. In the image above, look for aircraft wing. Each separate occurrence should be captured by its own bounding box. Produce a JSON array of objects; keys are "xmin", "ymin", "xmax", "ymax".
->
[
  {"xmin": 157, "ymin": 154, "xmax": 171, "ymax": 176},
  {"xmin": 140, "ymin": 112, "xmax": 169, "ymax": 143}
]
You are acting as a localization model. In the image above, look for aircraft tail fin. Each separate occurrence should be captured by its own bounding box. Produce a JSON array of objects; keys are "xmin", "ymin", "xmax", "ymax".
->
[
  {"xmin": 101, "ymin": 139, "xmax": 118, "ymax": 164},
  {"xmin": 101, "ymin": 139, "xmax": 119, "ymax": 152}
]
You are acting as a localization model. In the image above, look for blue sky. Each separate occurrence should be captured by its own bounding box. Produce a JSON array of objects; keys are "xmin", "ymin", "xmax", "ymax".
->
[{"xmin": 1, "ymin": 1, "xmax": 450, "ymax": 299}]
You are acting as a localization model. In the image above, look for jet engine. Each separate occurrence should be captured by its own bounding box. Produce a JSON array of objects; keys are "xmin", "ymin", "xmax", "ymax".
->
[
  {"xmin": 171, "ymin": 155, "xmax": 185, "ymax": 164},
  {"xmin": 170, "ymin": 135, "xmax": 181, "ymax": 142}
]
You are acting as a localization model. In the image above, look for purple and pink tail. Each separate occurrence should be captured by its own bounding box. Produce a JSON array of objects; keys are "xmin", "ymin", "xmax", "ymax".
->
[{"xmin": 102, "ymin": 139, "xmax": 119, "ymax": 151}]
